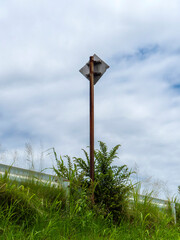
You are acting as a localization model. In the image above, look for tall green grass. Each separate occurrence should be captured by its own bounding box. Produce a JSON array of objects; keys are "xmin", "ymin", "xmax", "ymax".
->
[{"xmin": 0, "ymin": 172, "xmax": 179, "ymax": 239}]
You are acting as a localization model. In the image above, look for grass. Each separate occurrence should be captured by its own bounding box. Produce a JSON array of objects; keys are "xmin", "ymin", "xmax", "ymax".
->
[{"xmin": 0, "ymin": 172, "xmax": 179, "ymax": 239}]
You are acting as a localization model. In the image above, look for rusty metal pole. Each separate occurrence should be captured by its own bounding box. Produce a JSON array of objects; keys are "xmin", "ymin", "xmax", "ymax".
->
[
  {"xmin": 89, "ymin": 56, "xmax": 94, "ymax": 203},
  {"xmin": 79, "ymin": 54, "xmax": 109, "ymax": 203}
]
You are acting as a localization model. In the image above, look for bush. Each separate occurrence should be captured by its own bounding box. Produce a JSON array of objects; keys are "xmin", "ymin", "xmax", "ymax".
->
[
  {"xmin": 53, "ymin": 141, "xmax": 133, "ymax": 221},
  {"xmin": 176, "ymin": 202, "xmax": 180, "ymax": 224}
]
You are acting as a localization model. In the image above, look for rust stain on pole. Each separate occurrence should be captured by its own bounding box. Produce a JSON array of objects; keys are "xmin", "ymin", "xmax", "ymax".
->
[
  {"xmin": 79, "ymin": 54, "xmax": 109, "ymax": 204},
  {"xmin": 89, "ymin": 56, "xmax": 94, "ymax": 203}
]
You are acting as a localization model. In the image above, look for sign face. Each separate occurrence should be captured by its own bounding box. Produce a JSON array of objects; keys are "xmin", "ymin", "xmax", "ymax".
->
[{"xmin": 79, "ymin": 54, "xmax": 109, "ymax": 85}]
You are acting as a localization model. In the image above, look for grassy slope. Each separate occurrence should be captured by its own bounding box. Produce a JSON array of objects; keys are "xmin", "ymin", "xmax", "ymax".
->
[{"xmin": 0, "ymin": 175, "xmax": 179, "ymax": 240}]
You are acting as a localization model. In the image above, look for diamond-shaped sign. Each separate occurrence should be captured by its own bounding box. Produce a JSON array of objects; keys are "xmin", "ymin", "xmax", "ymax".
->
[{"xmin": 79, "ymin": 54, "xmax": 109, "ymax": 85}]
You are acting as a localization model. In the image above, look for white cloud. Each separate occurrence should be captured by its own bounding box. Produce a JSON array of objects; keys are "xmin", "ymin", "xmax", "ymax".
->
[{"xmin": 0, "ymin": 0, "xmax": 180, "ymax": 198}]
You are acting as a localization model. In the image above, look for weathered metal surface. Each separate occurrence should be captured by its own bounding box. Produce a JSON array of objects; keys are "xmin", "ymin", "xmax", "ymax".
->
[
  {"xmin": 0, "ymin": 163, "xmax": 70, "ymax": 189},
  {"xmin": 90, "ymin": 56, "xmax": 94, "ymax": 185},
  {"xmin": 79, "ymin": 54, "xmax": 109, "ymax": 204},
  {"xmin": 89, "ymin": 56, "xmax": 95, "ymax": 204},
  {"xmin": 129, "ymin": 195, "xmax": 177, "ymax": 224},
  {"xmin": 79, "ymin": 54, "xmax": 109, "ymax": 85}
]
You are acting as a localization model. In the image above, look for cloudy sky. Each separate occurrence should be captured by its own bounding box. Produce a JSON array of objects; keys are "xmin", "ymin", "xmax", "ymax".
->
[{"xmin": 0, "ymin": 0, "xmax": 180, "ymax": 198}]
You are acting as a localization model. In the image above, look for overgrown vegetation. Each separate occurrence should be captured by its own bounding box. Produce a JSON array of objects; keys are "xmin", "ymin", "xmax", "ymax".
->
[
  {"xmin": 0, "ymin": 142, "xmax": 179, "ymax": 239},
  {"xmin": 53, "ymin": 141, "xmax": 133, "ymax": 221}
]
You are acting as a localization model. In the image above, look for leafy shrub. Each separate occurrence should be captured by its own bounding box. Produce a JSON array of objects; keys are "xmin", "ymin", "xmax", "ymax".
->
[
  {"xmin": 175, "ymin": 202, "xmax": 180, "ymax": 224},
  {"xmin": 53, "ymin": 141, "xmax": 133, "ymax": 221}
]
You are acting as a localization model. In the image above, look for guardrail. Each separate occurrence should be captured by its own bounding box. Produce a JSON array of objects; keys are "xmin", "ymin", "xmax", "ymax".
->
[
  {"xmin": 129, "ymin": 195, "xmax": 177, "ymax": 224},
  {"xmin": 0, "ymin": 163, "xmax": 177, "ymax": 223},
  {"xmin": 0, "ymin": 163, "xmax": 70, "ymax": 189}
]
